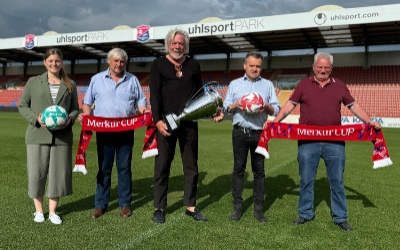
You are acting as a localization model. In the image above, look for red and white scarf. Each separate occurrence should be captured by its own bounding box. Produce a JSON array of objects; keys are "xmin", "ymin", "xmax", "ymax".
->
[
  {"xmin": 73, "ymin": 113, "xmax": 157, "ymax": 175},
  {"xmin": 255, "ymin": 122, "xmax": 392, "ymax": 169}
]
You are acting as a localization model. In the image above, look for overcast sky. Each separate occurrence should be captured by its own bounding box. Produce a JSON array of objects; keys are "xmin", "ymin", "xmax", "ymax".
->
[{"xmin": 0, "ymin": 0, "xmax": 399, "ymax": 39}]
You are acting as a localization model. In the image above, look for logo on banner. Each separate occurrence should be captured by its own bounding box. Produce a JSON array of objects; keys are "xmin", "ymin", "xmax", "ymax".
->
[
  {"xmin": 314, "ymin": 13, "xmax": 327, "ymax": 25},
  {"xmin": 137, "ymin": 25, "xmax": 150, "ymax": 43},
  {"xmin": 24, "ymin": 34, "xmax": 35, "ymax": 49}
]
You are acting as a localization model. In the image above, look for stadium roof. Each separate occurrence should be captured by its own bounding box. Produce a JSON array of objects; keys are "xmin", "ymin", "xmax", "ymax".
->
[{"xmin": 1, "ymin": 4, "xmax": 400, "ymax": 63}]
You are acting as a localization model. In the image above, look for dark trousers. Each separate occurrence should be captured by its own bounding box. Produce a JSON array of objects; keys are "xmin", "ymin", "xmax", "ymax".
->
[
  {"xmin": 232, "ymin": 126, "xmax": 265, "ymax": 211},
  {"xmin": 95, "ymin": 131, "xmax": 134, "ymax": 209},
  {"xmin": 153, "ymin": 121, "xmax": 199, "ymax": 209}
]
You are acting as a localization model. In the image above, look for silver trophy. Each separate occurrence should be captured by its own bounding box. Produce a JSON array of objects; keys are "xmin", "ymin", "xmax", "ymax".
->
[{"xmin": 164, "ymin": 81, "xmax": 223, "ymax": 131}]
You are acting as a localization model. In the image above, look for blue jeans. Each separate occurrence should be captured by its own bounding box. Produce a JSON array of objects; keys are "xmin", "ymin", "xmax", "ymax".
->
[
  {"xmin": 95, "ymin": 131, "xmax": 134, "ymax": 209},
  {"xmin": 297, "ymin": 141, "xmax": 347, "ymax": 223}
]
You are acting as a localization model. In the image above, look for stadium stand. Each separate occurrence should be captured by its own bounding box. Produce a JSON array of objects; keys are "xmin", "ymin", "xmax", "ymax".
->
[
  {"xmin": 0, "ymin": 89, "xmax": 24, "ymax": 108},
  {"xmin": 280, "ymin": 68, "xmax": 312, "ymax": 75},
  {"xmin": 141, "ymin": 85, "xmax": 150, "ymax": 107},
  {"xmin": 1, "ymin": 66, "xmax": 399, "ymax": 117}
]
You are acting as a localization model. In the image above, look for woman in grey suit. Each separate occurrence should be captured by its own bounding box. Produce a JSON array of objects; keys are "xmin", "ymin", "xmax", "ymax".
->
[{"xmin": 19, "ymin": 48, "xmax": 79, "ymax": 224}]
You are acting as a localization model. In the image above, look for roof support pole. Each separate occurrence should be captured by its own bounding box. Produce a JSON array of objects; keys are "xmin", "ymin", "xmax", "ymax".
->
[
  {"xmin": 267, "ymin": 51, "xmax": 272, "ymax": 72},
  {"xmin": 2, "ymin": 62, "xmax": 5, "ymax": 76},
  {"xmin": 71, "ymin": 59, "xmax": 75, "ymax": 75},
  {"xmin": 126, "ymin": 56, "xmax": 131, "ymax": 72},
  {"xmin": 364, "ymin": 45, "xmax": 369, "ymax": 69},
  {"xmin": 23, "ymin": 62, "xmax": 28, "ymax": 76},
  {"xmin": 226, "ymin": 53, "xmax": 231, "ymax": 72},
  {"xmin": 311, "ymin": 47, "xmax": 318, "ymax": 64},
  {"xmin": 97, "ymin": 58, "xmax": 101, "ymax": 73}
]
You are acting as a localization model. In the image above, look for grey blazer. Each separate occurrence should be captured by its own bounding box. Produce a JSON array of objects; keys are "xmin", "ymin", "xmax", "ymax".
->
[{"xmin": 18, "ymin": 72, "xmax": 79, "ymax": 145}]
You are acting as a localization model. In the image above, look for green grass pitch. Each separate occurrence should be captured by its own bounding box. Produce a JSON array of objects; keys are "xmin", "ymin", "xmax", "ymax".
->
[{"xmin": 1, "ymin": 112, "xmax": 399, "ymax": 249}]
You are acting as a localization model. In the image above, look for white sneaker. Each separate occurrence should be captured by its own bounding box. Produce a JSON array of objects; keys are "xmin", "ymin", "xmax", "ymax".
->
[
  {"xmin": 34, "ymin": 212, "xmax": 45, "ymax": 223},
  {"xmin": 48, "ymin": 212, "xmax": 62, "ymax": 224}
]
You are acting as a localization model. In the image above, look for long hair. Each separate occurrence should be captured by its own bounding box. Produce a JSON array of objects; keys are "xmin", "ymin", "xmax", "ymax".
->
[
  {"xmin": 164, "ymin": 29, "xmax": 190, "ymax": 54},
  {"xmin": 43, "ymin": 48, "xmax": 73, "ymax": 94}
]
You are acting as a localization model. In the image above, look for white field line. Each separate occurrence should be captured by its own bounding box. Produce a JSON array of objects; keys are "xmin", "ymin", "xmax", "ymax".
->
[
  {"xmin": 113, "ymin": 213, "xmax": 185, "ymax": 250},
  {"xmin": 114, "ymin": 158, "xmax": 296, "ymax": 249},
  {"xmin": 266, "ymin": 158, "xmax": 297, "ymax": 174}
]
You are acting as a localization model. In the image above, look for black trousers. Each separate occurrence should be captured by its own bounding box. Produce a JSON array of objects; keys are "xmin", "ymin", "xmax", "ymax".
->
[
  {"xmin": 153, "ymin": 121, "xmax": 199, "ymax": 209},
  {"xmin": 232, "ymin": 126, "xmax": 265, "ymax": 211}
]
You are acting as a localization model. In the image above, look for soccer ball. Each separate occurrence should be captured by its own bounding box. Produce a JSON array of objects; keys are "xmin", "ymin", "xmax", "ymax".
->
[
  {"xmin": 41, "ymin": 105, "xmax": 68, "ymax": 130},
  {"xmin": 240, "ymin": 92, "xmax": 264, "ymax": 115}
]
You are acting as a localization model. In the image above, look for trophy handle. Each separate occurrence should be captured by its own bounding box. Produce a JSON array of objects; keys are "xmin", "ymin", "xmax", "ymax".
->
[
  {"xmin": 203, "ymin": 81, "xmax": 220, "ymax": 92},
  {"xmin": 185, "ymin": 81, "xmax": 220, "ymax": 107},
  {"xmin": 163, "ymin": 81, "xmax": 222, "ymax": 131}
]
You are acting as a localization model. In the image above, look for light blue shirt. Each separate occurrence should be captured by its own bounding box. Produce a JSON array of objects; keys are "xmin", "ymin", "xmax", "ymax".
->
[
  {"xmin": 223, "ymin": 74, "xmax": 280, "ymax": 130},
  {"xmin": 83, "ymin": 69, "xmax": 147, "ymax": 118}
]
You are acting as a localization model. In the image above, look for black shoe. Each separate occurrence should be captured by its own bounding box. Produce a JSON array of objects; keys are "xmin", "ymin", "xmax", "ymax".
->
[
  {"xmin": 229, "ymin": 209, "xmax": 242, "ymax": 221},
  {"xmin": 254, "ymin": 210, "xmax": 268, "ymax": 223},
  {"xmin": 185, "ymin": 208, "xmax": 207, "ymax": 222},
  {"xmin": 334, "ymin": 221, "xmax": 353, "ymax": 231},
  {"xmin": 292, "ymin": 216, "xmax": 311, "ymax": 224},
  {"xmin": 152, "ymin": 209, "xmax": 165, "ymax": 223}
]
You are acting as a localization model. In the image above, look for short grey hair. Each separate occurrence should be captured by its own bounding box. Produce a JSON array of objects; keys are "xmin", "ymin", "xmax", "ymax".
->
[
  {"xmin": 107, "ymin": 48, "xmax": 128, "ymax": 61},
  {"xmin": 314, "ymin": 52, "xmax": 333, "ymax": 65},
  {"xmin": 244, "ymin": 51, "xmax": 264, "ymax": 64},
  {"xmin": 164, "ymin": 29, "xmax": 190, "ymax": 54}
]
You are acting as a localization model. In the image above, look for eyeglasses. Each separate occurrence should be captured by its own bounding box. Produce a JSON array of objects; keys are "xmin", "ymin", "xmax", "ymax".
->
[{"xmin": 314, "ymin": 65, "xmax": 333, "ymax": 71}]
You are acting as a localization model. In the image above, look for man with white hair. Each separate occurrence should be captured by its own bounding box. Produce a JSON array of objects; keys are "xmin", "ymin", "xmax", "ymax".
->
[
  {"xmin": 273, "ymin": 51, "xmax": 381, "ymax": 231},
  {"xmin": 79, "ymin": 48, "xmax": 147, "ymax": 219}
]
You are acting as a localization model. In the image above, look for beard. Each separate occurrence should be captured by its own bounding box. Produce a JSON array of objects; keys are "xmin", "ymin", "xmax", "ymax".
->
[{"xmin": 169, "ymin": 50, "xmax": 184, "ymax": 60}]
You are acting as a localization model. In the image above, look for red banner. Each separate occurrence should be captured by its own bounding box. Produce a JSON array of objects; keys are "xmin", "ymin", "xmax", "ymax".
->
[
  {"xmin": 256, "ymin": 122, "xmax": 392, "ymax": 169},
  {"xmin": 73, "ymin": 113, "xmax": 157, "ymax": 175}
]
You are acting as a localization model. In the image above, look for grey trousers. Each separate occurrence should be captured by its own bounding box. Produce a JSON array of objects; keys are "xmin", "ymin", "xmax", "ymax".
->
[{"xmin": 26, "ymin": 144, "xmax": 72, "ymax": 198}]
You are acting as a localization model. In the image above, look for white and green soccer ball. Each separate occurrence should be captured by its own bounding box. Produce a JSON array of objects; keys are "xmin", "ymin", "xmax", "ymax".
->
[{"xmin": 41, "ymin": 105, "xmax": 68, "ymax": 130}]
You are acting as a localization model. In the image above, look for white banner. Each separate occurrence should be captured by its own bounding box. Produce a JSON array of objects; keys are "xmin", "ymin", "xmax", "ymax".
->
[{"xmin": 1, "ymin": 4, "xmax": 399, "ymax": 49}]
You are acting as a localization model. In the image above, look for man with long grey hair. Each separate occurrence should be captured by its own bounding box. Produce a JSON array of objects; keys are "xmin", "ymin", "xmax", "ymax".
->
[{"xmin": 150, "ymin": 29, "xmax": 223, "ymax": 223}]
